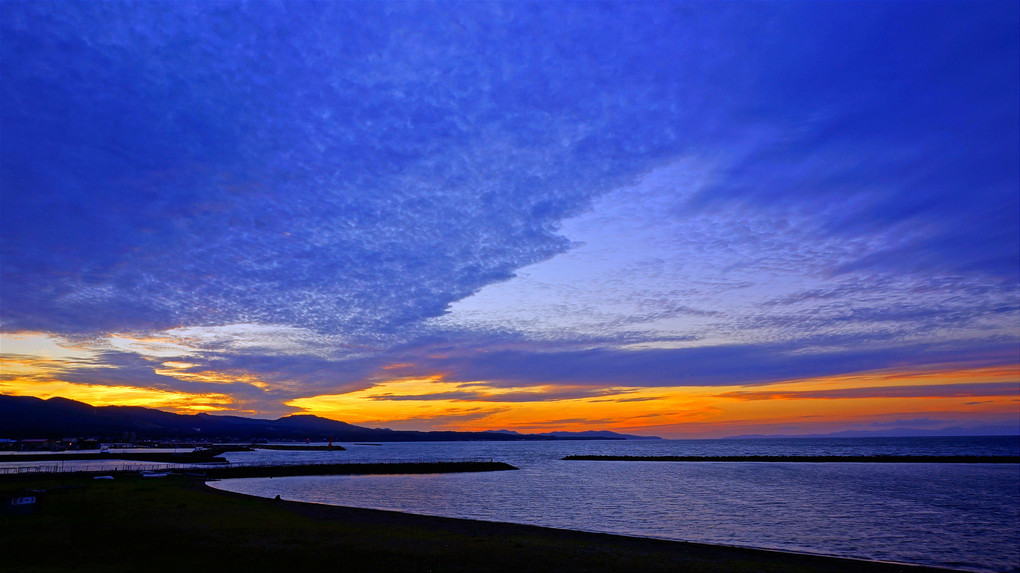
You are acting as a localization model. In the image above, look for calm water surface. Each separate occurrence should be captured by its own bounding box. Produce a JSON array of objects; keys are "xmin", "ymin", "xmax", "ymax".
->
[{"xmin": 210, "ymin": 437, "xmax": 1020, "ymax": 573}]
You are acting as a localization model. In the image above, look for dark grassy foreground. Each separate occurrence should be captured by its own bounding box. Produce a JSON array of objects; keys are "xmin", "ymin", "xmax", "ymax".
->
[
  {"xmin": 0, "ymin": 474, "xmax": 962, "ymax": 573},
  {"xmin": 564, "ymin": 455, "xmax": 1020, "ymax": 463}
]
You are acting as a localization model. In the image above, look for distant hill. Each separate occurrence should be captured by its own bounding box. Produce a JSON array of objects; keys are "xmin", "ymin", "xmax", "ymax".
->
[
  {"xmin": 483, "ymin": 429, "xmax": 659, "ymax": 440},
  {"xmin": 0, "ymin": 395, "xmax": 660, "ymax": 442},
  {"xmin": 725, "ymin": 426, "xmax": 1020, "ymax": 440}
]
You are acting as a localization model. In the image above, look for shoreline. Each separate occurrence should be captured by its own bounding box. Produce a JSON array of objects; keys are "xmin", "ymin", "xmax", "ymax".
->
[
  {"xmin": 205, "ymin": 481, "xmax": 967, "ymax": 573},
  {"xmin": 1, "ymin": 471, "xmax": 971, "ymax": 572}
]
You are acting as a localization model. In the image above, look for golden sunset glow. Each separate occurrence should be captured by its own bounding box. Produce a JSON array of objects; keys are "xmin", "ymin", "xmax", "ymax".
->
[
  {"xmin": 3, "ymin": 328, "xmax": 1017, "ymax": 437},
  {"xmin": 283, "ymin": 365, "xmax": 1019, "ymax": 437},
  {"xmin": 152, "ymin": 363, "xmax": 270, "ymax": 389},
  {"xmin": 0, "ymin": 332, "xmax": 240, "ymax": 414},
  {"xmin": 0, "ymin": 379, "xmax": 235, "ymax": 413},
  {"xmin": 106, "ymin": 333, "xmax": 201, "ymax": 359},
  {"xmin": 0, "ymin": 332, "xmax": 102, "ymax": 369}
]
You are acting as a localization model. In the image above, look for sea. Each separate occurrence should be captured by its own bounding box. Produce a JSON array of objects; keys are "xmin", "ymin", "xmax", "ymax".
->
[{"xmin": 204, "ymin": 436, "xmax": 1020, "ymax": 573}]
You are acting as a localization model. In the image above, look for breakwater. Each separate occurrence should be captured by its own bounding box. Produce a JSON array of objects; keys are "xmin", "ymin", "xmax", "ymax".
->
[
  {"xmin": 1, "ymin": 452, "xmax": 230, "ymax": 463},
  {"xmin": 0, "ymin": 446, "xmax": 253, "ymax": 463},
  {"xmin": 253, "ymin": 445, "xmax": 346, "ymax": 451},
  {"xmin": 563, "ymin": 454, "xmax": 1020, "ymax": 463},
  {"xmin": 202, "ymin": 460, "xmax": 516, "ymax": 479},
  {"xmin": 0, "ymin": 458, "xmax": 517, "ymax": 481}
]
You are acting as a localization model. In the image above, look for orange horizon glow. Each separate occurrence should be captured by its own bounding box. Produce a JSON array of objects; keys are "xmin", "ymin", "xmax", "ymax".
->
[
  {"xmin": 0, "ymin": 379, "xmax": 237, "ymax": 414},
  {"xmin": 3, "ymin": 329, "xmax": 1017, "ymax": 437},
  {"xmin": 284, "ymin": 364, "xmax": 1020, "ymax": 437}
]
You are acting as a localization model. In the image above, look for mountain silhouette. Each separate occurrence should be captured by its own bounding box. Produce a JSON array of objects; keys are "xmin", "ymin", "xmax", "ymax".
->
[{"xmin": 0, "ymin": 395, "xmax": 657, "ymax": 442}]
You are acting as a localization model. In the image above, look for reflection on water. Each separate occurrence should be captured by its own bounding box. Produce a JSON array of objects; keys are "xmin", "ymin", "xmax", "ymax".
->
[{"xmin": 211, "ymin": 438, "xmax": 1020, "ymax": 573}]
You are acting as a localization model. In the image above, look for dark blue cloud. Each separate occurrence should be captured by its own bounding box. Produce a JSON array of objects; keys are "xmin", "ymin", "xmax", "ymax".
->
[
  {"xmin": 4, "ymin": 1, "xmax": 742, "ymax": 336},
  {"xmin": 382, "ymin": 335, "xmax": 1020, "ymax": 389},
  {"xmin": 685, "ymin": 2, "xmax": 1019, "ymax": 281},
  {"xmin": 369, "ymin": 387, "xmax": 634, "ymax": 403},
  {"xmin": 721, "ymin": 383, "xmax": 1020, "ymax": 401},
  {"xmin": 0, "ymin": 4, "xmax": 529, "ymax": 332}
]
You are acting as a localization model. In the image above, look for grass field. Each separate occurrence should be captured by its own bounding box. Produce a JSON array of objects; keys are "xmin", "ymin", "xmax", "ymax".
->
[{"xmin": 0, "ymin": 473, "xmax": 960, "ymax": 573}]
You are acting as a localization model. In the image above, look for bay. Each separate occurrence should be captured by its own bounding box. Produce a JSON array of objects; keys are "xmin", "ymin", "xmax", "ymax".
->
[{"xmin": 210, "ymin": 437, "xmax": 1020, "ymax": 573}]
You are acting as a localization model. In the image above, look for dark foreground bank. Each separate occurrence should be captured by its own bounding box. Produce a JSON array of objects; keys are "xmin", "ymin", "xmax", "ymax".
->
[{"xmin": 0, "ymin": 474, "xmax": 963, "ymax": 573}]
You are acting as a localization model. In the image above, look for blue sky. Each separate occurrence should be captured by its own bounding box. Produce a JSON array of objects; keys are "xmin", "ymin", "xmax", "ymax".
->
[{"xmin": 1, "ymin": 2, "xmax": 1017, "ymax": 437}]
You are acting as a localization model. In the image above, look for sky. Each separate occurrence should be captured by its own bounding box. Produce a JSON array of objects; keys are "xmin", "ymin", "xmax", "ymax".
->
[{"xmin": 1, "ymin": 1, "xmax": 1018, "ymax": 439}]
